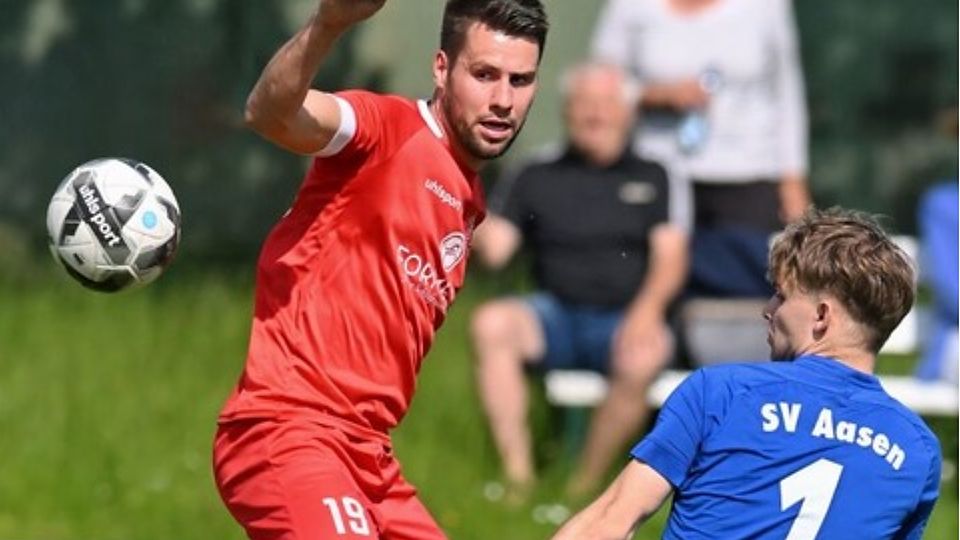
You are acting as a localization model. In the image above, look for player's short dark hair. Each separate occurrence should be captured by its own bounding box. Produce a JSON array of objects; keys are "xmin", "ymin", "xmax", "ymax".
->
[
  {"xmin": 768, "ymin": 207, "xmax": 916, "ymax": 353},
  {"xmin": 440, "ymin": 0, "xmax": 548, "ymax": 63}
]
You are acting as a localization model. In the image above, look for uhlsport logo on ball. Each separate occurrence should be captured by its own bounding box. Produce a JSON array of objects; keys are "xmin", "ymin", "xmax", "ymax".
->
[{"xmin": 46, "ymin": 158, "xmax": 181, "ymax": 292}]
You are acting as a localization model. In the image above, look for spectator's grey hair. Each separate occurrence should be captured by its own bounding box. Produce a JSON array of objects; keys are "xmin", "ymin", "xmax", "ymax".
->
[{"xmin": 558, "ymin": 61, "xmax": 640, "ymax": 105}]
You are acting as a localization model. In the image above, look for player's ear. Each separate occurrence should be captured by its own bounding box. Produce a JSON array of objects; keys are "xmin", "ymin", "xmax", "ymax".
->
[
  {"xmin": 812, "ymin": 300, "xmax": 830, "ymax": 339},
  {"xmin": 433, "ymin": 50, "xmax": 450, "ymax": 91}
]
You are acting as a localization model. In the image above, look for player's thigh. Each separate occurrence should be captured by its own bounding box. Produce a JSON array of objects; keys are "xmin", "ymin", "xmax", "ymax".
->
[
  {"xmin": 376, "ymin": 475, "xmax": 447, "ymax": 540},
  {"xmin": 215, "ymin": 420, "xmax": 293, "ymax": 538},
  {"xmin": 214, "ymin": 420, "xmax": 381, "ymax": 540},
  {"xmin": 276, "ymin": 452, "xmax": 380, "ymax": 539},
  {"xmin": 471, "ymin": 296, "xmax": 545, "ymax": 361}
]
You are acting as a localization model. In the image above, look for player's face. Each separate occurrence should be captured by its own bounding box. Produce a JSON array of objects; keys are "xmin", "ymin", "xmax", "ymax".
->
[
  {"xmin": 433, "ymin": 23, "xmax": 540, "ymax": 169},
  {"xmin": 764, "ymin": 282, "xmax": 819, "ymax": 361}
]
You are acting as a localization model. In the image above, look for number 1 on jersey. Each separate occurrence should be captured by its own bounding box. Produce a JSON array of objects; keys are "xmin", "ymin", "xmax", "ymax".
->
[{"xmin": 779, "ymin": 458, "xmax": 844, "ymax": 540}]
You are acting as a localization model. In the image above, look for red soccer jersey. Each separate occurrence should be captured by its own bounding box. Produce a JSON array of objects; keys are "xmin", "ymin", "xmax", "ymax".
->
[{"xmin": 218, "ymin": 91, "xmax": 485, "ymax": 439}]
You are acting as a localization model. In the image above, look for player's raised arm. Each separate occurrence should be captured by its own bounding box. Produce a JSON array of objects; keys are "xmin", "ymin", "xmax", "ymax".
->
[{"xmin": 244, "ymin": 0, "xmax": 386, "ymax": 154}]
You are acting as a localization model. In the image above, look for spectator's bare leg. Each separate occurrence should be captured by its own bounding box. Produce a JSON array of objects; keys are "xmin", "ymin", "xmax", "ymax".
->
[
  {"xmin": 470, "ymin": 299, "xmax": 545, "ymax": 494},
  {"xmin": 566, "ymin": 326, "xmax": 672, "ymax": 499}
]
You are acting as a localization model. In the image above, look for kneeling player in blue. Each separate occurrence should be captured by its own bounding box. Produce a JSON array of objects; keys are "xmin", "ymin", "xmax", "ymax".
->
[{"xmin": 552, "ymin": 207, "xmax": 942, "ymax": 540}]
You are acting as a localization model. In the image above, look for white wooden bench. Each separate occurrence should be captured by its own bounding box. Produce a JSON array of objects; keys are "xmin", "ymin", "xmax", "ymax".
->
[{"xmin": 545, "ymin": 369, "xmax": 959, "ymax": 416}]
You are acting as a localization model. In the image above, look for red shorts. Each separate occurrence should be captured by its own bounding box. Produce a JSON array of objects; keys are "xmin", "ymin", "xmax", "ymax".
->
[{"xmin": 213, "ymin": 418, "xmax": 446, "ymax": 540}]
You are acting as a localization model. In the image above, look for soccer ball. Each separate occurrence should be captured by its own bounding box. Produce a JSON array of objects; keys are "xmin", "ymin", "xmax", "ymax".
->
[{"xmin": 46, "ymin": 158, "xmax": 181, "ymax": 292}]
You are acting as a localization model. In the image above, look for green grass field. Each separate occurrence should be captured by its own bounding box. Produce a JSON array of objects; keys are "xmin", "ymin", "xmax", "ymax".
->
[{"xmin": 0, "ymin": 264, "xmax": 956, "ymax": 539}]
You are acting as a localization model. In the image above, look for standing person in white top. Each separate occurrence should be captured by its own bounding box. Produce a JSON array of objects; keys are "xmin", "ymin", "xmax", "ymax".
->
[{"xmin": 592, "ymin": 0, "xmax": 810, "ymax": 298}]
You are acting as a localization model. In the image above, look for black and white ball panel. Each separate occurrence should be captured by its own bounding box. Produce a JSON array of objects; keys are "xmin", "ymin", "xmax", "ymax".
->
[{"xmin": 46, "ymin": 158, "xmax": 180, "ymax": 292}]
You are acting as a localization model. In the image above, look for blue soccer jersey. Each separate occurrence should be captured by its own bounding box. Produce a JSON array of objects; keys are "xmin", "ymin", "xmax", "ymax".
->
[{"xmin": 632, "ymin": 355, "xmax": 941, "ymax": 540}]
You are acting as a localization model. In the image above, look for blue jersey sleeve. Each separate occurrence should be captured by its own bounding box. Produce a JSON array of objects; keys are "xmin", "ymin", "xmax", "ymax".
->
[{"xmin": 630, "ymin": 370, "xmax": 707, "ymax": 487}]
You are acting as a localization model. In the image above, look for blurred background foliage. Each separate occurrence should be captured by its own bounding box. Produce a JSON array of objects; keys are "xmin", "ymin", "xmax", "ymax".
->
[{"xmin": 0, "ymin": 0, "xmax": 955, "ymax": 269}]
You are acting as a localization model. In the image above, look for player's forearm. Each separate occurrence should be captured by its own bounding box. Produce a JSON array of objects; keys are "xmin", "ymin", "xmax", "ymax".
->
[
  {"xmin": 244, "ymin": 11, "xmax": 345, "ymax": 133},
  {"xmin": 552, "ymin": 501, "xmax": 635, "ymax": 540},
  {"xmin": 555, "ymin": 462, "xmax": 666, "ymax": 540}
]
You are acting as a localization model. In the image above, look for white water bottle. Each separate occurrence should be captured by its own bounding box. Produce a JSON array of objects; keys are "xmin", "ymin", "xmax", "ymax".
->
[{"xmin": 677, "ymin": 67, "xmax": 723, "ymax": 154}]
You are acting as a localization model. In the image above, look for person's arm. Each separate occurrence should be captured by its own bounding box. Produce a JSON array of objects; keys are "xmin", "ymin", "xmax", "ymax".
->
[
  {"xmin": 614, "ymin": 224, "xmax": 688, "ymax": 362},
  {"xmin": 919, "ymin": 184, "xmax": 959, "ymax": 319},
  {"xmin": 555, "ymin": 368, "xmax": 710, "ymax": 539},
  {"xmin": 471, "ymin": 215, "xmax": 522, "ymax": 270},
  {"xmin": 631, "ymin": 224, "xmax": 688, "ymax": 314},
  {"xmin": 779, "ymin": 172, "xmax": 810, "ymax": 222},
  {"xmin": 473, "ymin": 158, "xmax": 541, "ymax": 269},
  {"xmin": 244, "ymin": 0, "xmax": 386, "ymax": 155},
  {"xmin": 551, "ymin": 460, "xmax": 673, "ymax": 540},
  {"xmin": 639, "ymin": 80, "xmax": 709, "ymax": 112},
  {"xmin": 769, "ymin": 0, "xmax": 810, "ymax": 222}
]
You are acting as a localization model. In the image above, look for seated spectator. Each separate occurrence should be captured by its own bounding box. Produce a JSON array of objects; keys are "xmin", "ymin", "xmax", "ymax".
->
[
  {"xmin": 469, "ymin": 61, "xmax": 690, "ymax": 500},
  {"xmin": 915, "ymin": 180, "xmax": 958, "ymax": 383}
]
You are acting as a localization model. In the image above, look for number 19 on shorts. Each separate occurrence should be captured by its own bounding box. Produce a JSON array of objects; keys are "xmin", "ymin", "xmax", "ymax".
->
[{"xmin": 322, "ymin": 496, "xmax": 372, "ymax": 536}]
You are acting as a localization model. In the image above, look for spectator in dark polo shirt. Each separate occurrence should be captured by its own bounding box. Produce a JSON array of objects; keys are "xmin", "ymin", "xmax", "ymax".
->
[{"xmin": 470, "ymin": 61, "xmax": 691, "ymax": 501}]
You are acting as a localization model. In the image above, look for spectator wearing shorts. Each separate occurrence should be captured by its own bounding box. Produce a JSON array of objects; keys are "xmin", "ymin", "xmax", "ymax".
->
[{"xmin": 470, "ymin": 61, "xmax": 690, "ymax": 500}]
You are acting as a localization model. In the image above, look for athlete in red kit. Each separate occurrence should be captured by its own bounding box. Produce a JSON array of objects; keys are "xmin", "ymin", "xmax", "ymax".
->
[{"xmin": 212, "ymin": 1, "xmax": 548, "ymax": 538}]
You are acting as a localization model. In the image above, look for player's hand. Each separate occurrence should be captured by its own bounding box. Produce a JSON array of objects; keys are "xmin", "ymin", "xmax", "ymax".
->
[{"xmin": 317, "ymin": 0, "xmax": 387, "ymax": 32}]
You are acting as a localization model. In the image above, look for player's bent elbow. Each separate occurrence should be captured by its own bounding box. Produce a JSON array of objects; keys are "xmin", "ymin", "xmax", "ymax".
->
[
  {"xmin": 243, "ymin": 98, "xmax": 273, "ymax": 136},
  {"xmin": 243, "ymin": 101, "xmax": 295, "ymax": 150},
  {"xmin": 243, "ymin": 92, "xmax": 291, "ymax": 137}
]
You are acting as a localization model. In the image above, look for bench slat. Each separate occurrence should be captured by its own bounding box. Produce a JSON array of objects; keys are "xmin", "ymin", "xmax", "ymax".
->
[{"xmin": 545, "ymin": 369, "xmax": 958, "ymax": 416}]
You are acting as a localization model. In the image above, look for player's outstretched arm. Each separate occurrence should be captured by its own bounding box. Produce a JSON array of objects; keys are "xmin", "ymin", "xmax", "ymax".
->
[
  {"xmin": 244, "ymin": 0, "xmax": 387, "ymax": 154},
  {"xmin": 551, "ymin": 461, "xmax": 672, "ymax": 540}
]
